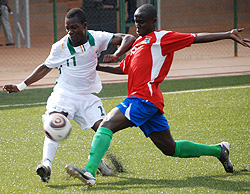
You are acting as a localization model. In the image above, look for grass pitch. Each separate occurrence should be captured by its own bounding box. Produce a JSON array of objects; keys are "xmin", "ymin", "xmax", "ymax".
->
[{"xmin": 0, "ymin": 76, "xmax": 250, "ymax": 193}]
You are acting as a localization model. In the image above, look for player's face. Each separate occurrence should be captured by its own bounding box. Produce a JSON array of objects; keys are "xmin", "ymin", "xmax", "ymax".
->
[
  {"xmin": 65, "ymin": 16, "xmax": 87, "ymax": 46},
  {"xmin": 134, "ymin": 10, "xmax": 156, "ymax": 37}
]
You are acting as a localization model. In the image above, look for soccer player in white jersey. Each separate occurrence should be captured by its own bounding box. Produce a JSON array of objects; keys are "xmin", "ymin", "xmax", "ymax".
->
[
  {"xmin": 64, "ymin": 4, "xmax": 250, "ymax": 187},
  {"xmin": 3, "ymin": 8, "xmax": 136, "ymax": 183}
]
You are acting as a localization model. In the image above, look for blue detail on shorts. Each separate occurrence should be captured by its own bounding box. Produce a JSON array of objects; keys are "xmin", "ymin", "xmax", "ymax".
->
[{"xmin": 116, "ymin": 97, "xmax": 170, "ymax": 137}]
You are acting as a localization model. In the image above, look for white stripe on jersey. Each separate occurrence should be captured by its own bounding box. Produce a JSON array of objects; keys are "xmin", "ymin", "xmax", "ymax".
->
[{"xmin": 147, "ymin": 31, "xmax": 170, "ymax": 96}]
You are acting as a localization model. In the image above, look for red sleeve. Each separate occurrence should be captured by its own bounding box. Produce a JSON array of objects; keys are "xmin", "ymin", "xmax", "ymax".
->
[
  {"xmin": 119, "ymin": 54, "xmax": 131, "ymax": 74},
  {"xmin": 161, "ymin": 32, "xmax": 196, "ymax": 56}
]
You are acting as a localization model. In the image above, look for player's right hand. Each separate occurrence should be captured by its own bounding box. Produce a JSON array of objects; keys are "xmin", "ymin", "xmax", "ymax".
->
[{"xmin": 2, "ymin": 84, "xmax": 20, "ymax": 93}]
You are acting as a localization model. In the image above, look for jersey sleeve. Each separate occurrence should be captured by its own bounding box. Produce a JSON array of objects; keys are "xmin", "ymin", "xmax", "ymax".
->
[
  {"xmin": 161, "ymin": 32, "xmax": 196, "ymax": 55},
  {"xmin": 91, "ymin": 31, "xmax": 114, "ymax": 57},
  {"xmin": 44, "ymin": 42, "xmax": 65, "ymax": 68}
]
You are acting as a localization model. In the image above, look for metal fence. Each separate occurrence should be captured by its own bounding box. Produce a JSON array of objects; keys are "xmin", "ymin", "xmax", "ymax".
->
[
  {"xmin": 0, "ymin": 0, "xmax": 249, "ymax": 74},
  {"xmin": 158, "ymin": 0, "xmax": 250, "ymax": 59}
]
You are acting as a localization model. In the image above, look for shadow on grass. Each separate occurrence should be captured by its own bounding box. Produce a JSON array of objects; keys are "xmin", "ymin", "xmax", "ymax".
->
[{"xmin": 47, "ymin": 171, "xmax": 250, "ymax": 192}]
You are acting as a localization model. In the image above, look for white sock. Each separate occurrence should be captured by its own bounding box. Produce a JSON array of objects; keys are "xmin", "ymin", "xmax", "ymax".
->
[{"xmin": 42, "ymin": 136, "xmax": 58, "ymax": 169}]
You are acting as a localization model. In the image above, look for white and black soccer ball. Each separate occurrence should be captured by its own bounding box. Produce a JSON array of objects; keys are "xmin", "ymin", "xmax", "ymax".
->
[{"xmin": 43, "ymin": 113, "xmax": 72, "ymax": 142}]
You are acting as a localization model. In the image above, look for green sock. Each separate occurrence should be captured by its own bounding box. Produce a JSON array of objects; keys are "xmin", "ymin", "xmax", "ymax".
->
[
  {"xmin": 85, "ymin": 127, "xmax": 113, "ymax": 177},
  {"xmin": 173, "ymin": 140, "xmax": 222, "ymax": 158}
]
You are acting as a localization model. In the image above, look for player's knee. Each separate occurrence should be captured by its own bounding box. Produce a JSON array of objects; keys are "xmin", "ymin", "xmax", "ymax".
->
[
  {"xmin": 158, "ymin": 143, "xmax": 175, "ymax": 156},
  {"xmin": 161, "ymin": 148, "xmax": 175, "ymax": 156}
]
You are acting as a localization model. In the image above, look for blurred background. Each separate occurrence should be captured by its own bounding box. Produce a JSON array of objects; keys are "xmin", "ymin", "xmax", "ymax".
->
[{"xmin": 0, "ymin": 0, "xmax": 249, "ymax": 75}]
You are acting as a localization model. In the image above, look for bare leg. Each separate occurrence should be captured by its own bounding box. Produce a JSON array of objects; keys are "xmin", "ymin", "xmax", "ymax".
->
[
  {"xmin": 91, "ymin": 119, "xmax": 103, "ymax": 132},
  {"xmin": 100, "ymin": 107, "xmax": 134, "ymax": 133},
  {"xmin": 149, "ymin": 129, "xmax": 176, "ymax": 156}
]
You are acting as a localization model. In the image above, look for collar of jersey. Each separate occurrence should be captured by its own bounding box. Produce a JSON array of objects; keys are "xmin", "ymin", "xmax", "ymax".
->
[{"xmin": 67, "ymin": 31, "xmax": 95, "ymax": 55}]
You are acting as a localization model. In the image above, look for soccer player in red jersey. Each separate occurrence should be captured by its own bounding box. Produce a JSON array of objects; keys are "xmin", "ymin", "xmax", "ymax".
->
[{"xmin": 65, "ymin": 4, "xmax": 250, "ymax": 186}]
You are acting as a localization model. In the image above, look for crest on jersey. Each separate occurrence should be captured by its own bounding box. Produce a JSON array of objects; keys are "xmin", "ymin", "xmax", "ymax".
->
[{"xmin": 144, "ymin": 38, "xmax": 151, "ymax": 44}]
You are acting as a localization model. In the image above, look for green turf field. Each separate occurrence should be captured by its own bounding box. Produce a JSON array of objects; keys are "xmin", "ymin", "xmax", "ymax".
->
[
  {"xmin": 1, "ymin": 74, "xmax": 250, "ymax": 109},
  {"xmin": 0, "ymin": 75, "xmax": 250, "ymax": 193}
]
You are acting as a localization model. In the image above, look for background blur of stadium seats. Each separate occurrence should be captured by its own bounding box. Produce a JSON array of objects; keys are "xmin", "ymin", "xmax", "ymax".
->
[{"xmin": 0, "ymin": 0, "xmax": 249, "ymax": 71}]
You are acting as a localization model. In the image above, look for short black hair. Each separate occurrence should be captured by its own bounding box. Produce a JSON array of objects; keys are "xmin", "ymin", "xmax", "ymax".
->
[
  {"xmin": 137, "ymin": 4, "xmax": 157, "ymax": 20},
  {"xmin": 66, "ymin": 8, "xmax": 87, "ymax": 24}
]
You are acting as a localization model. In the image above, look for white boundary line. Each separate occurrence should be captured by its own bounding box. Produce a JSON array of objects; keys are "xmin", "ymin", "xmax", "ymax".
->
[
  {"xmin": 0, "ymin": 102, "xmax": 46, "ymax": 108},
  {"xmin": 162, "ymin": 85, "xmax": 250, "ymax": 95},
  {"xmin": 1, "ymin": 85, "xmax": 249, "ymax": 108}
]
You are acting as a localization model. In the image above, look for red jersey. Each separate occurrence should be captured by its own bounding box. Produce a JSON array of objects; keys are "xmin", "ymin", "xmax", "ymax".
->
[{"xmin": 120, "ymin": 30, "xmax": 196, "ymax": 113}]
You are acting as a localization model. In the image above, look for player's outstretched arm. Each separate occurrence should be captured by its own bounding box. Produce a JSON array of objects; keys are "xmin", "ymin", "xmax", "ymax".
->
[
  {"xmin": 96, "ymin": 63, "xmax": 124, "ymax": 74},
  {"xmin": 3, "ymin": 64, "xmax": 52, "ymax": 93},
  {"xmin": 103, "ymin": 33, "xmax": 136, "ymax": 63},
  {"xmin": 193, "ymin": 28, "xmax": 250, "ymax": 48}
]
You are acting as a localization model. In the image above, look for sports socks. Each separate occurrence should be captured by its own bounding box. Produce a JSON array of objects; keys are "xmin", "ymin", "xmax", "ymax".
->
[
  {"xmin": 42, "ymin": 136, "xmax": 58, "ymax": 169},
  {"xmin": 173, "ymin": 140, "xmax": 221, "ymax": 158},
  {"xmin": 85, "ymin": 131, "xmax": 222, "ymax": 176},
  {"xmin": 85, "ymin": 127, "xmax": 113, "ymax": 177}
]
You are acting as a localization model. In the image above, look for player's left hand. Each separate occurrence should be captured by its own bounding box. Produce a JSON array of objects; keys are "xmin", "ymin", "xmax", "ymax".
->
[
  {"xmin": 103, "ymin": 54, "xmax": 119, "ymax": 63},
  {"xmin": 230, "ymin": 28, "xmax": 250, "ymax": 48}
]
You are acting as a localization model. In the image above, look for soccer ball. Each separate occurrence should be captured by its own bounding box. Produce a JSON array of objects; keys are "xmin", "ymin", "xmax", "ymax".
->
[{"xmin": 43, "ymin": 113, "xmax": 72, "ymax": 141}]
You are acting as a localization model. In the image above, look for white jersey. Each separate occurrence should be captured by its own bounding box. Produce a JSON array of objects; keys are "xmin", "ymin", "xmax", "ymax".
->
[{"xmin": 44, "ymin": 30, "xmax": 114, "ymax": 94}]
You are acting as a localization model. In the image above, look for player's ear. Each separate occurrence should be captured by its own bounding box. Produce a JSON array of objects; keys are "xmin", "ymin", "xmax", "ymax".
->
[
  {"xmin": 82, "ymin": 22, "xmax": 87, "ymax": 29},
  {"xmin": 152, "ymin": 18, "xmax": 157, "ymax": 25}
]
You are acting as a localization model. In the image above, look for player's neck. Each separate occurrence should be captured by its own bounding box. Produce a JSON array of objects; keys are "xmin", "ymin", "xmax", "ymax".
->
[
  {"xmin": 142, "ymin": 30, "xmax": 155, "ymax": 37},
  {"xmin": 69, "ymin": 38, "xmax": 88, "ymax": 47}
]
